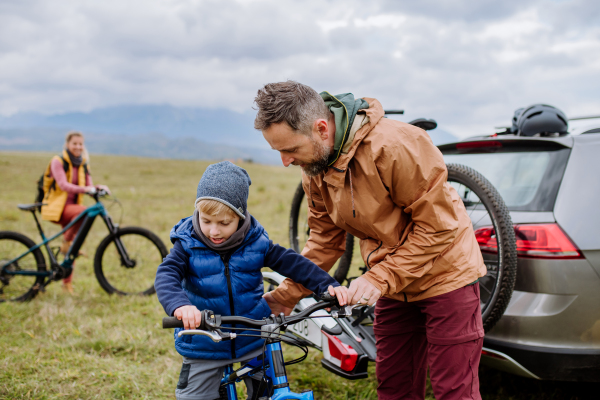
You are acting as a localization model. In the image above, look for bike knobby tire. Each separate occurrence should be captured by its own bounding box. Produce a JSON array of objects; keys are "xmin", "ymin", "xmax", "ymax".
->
[
  {"xmin": 94, "ymin": 226, "xmax": 168, "ymax": 296},
  {"xmin": 289, "ymin": 181, "xmax": 354, "ymax": 284},
  {"xmin": 0, "ymin": 231, "xmax": 47, "ymax": 302},
  {"xmin": 446, "ymin": 163, "xmax": 517, "ymax": 332}
]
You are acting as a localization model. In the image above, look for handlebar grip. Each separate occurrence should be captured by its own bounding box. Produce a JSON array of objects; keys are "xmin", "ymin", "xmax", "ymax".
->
[
  {"xmin": 163, "ymin": 317, "xmax": 184, "ymax": 329},
  {"xmin": 319, "ymin": 291, "xmax": 335, "ymax": 301}
]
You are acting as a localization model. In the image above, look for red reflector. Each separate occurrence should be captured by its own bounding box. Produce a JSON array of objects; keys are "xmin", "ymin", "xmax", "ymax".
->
[
  {"xmin": 456, "ymin": 141, "xmax": 502, "ymax": 150},
  {"xmin": 322, "ymin": 332, "xmax": 358, "ymax": 372},
  {"xmin": 474, "ymin": 223, "xmax": 583, "ymax": 259}
]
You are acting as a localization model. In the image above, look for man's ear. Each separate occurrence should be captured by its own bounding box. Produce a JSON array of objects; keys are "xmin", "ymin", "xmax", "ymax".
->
[{"xmin": 314, "ymin": 119, "xmax": 330, "ymax": 140}]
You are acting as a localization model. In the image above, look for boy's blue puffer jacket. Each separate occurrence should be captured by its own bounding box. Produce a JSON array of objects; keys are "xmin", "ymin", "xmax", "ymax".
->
[{"xmin": 170, "ymin": 216, "xmax": 272, "ymax": 360}]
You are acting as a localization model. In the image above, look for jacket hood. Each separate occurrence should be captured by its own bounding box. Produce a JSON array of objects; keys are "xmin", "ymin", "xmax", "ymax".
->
[
  {"xmin": 170, "ymin": 213, "xmax": 265, "ymax": 251},
  {"xmin": 319, "ymin": 92, "xmax": 369, "ymax": 167}
]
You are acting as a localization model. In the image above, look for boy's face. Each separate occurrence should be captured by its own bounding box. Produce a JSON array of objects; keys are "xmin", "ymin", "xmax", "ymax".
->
[{"xmin": 199, "ymin": 211, "xmax": 240, "ymax": 244}]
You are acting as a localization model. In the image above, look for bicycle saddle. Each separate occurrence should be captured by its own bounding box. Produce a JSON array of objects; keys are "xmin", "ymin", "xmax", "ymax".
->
[
  {"xmin": 408, "ymin": 118, "xmax": 438, "ymax": 131},
  {"xmin": 17, "ymin": 203, "xmax": 45, "ymax": 211}
]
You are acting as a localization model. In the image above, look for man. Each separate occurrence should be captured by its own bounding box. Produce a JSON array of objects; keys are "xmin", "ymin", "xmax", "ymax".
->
[{"xmin": 254, "ymin": 81, "xmax": 487, "ymax": 400}]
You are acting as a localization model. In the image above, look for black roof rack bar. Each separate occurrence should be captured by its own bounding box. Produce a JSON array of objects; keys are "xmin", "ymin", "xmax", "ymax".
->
[{"xmin": 384, "ymin": 110, "xmax": 404, "ymax": 115}]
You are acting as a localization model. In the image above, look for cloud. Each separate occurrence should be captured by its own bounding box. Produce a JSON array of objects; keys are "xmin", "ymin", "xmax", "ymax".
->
[{"xmin": 0, "ymin": 0, "xmax": 598, "ymax": 138}]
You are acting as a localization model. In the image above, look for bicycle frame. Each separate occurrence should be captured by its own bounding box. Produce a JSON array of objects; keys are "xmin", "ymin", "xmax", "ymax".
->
[
  {"xmin": 2, "ymin": 200, "xmax": 127, "ymax": 279},
  {"xmin": 220, "ymin": 337, "xmax": 313, "ymax": 400}
]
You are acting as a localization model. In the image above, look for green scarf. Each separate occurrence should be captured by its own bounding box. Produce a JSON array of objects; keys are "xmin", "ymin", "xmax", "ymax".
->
[{"xmin": 320, "ymin": 92, "xmax": 369, "ymax": 166}]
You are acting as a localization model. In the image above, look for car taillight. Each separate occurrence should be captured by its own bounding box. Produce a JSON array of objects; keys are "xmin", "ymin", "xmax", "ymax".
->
[
  {"xmin": 321, "ymin": 332, "xmax": 358, "ymax": 372},
  {"xmin": 474, "ymin": 223, "xmax": 583, "ymax": 259}
]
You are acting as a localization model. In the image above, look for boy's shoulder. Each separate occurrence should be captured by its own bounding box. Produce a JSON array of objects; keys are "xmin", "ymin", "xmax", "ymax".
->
[{"xmin": 169, "ymin": 216, "xmax": 201, "ymax": 248}]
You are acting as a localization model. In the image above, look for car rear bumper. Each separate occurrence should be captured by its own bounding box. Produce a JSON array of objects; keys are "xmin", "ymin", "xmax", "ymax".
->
[{"xmin": 482, "ymin": 338, "xmax": 600, "ymax": 382}]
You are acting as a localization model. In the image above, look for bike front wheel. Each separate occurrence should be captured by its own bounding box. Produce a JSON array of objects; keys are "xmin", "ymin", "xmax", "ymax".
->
[
  {"xmin": 94, "ymin": 227, "xmax": 168, "ymax": 296},
  {"xmin": 0, "ymin": 231, "xmax": 47, "ymax": 302}
]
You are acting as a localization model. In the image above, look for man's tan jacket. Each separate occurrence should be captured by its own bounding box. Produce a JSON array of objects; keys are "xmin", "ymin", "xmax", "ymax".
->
[{"xmin": 271, "ymin": 98, "xmax": 487, "ymax": 308}]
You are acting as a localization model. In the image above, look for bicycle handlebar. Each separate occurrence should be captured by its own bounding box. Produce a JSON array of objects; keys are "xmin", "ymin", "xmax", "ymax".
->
[{"xmin": 162, "ymin": 292, "xmax": 340, "ymax": 330}]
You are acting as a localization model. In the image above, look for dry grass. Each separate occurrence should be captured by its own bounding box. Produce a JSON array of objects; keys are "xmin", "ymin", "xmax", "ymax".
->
[{"xmin": 1, "ymin": 151, "xmax": 594, "ymax": 399}]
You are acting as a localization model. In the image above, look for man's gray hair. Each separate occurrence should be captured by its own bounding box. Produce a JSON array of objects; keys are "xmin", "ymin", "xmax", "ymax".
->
[{"xmin": 254, "ymin": 81, "xmax": 330, "ymax": 135}]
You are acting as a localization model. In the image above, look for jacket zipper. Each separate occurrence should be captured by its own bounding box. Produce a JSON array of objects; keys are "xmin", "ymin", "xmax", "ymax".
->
[{"xmin": 221, "ymin": 253, "xmax": 236, "ymax": 359}]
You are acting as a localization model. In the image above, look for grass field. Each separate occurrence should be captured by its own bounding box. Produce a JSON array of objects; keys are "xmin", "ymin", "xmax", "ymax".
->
[{"xmin": 0, "ymin": 152, "xmax": 596, "ymax": 399}]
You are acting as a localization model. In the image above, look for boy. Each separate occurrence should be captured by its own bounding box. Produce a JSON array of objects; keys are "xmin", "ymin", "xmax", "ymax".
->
[{"xmin": 155, "ymin": 161, "xmax": 347, "ymax": 400}]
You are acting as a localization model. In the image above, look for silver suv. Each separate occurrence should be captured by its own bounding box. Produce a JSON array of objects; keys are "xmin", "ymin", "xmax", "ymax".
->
[{"xmin": 438, "ymin": 123, "xmax": 600, "ymax": 382}]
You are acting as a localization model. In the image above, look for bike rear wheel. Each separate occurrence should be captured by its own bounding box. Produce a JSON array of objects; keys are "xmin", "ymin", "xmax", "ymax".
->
[
  {"xmin": 446, "ymin": 163, "xmax": 517, "ymax": 332},
  {"xmin": 0, "ymin": 231, "xmax": 47, "ymax": 302},
  {"xmin": 289, "ymin": 181, "xmax": 354, "ymax": 284},
  {"xmin": 94, "ymin": 227, "xmax": 167, "ymax": 295}
]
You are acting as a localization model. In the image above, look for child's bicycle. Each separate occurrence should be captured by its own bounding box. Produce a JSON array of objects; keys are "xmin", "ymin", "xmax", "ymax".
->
[
  {"xmin": 0, "ymin": 189, "xmax": 168, "ymax": 302},
  {"xmin": 162, "ymin": 293, "xmax": 353, "ymax": 400}
]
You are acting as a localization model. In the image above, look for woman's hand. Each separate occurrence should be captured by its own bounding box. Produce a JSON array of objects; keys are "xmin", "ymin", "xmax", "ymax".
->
[
  {"xmin": 327, "ymin": 284, "xmax": 348, "ymax": 306},
  {"xmin": 95, "ymin": 184, "xmax": 111, "ymax": 195},
  {"xmin": 174, "ymin": 305, "xmax": 202, "ymax": 330},
  {"xmin": 84, "ymin": 186, "xmax": 97, "ymax": 194}
]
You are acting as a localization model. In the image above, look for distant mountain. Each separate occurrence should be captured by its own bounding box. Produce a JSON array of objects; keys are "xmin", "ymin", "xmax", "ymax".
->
[
  {"xmin": 0, "ymin": 105, "xmax": 265, "ymax": 149},
  {"xmin": 0, "ymin": 128, "xmax": 281, "ymax": 165},
  {"xmin": 0, "ymin": 104, "xmax": 458, "ymax": 163}
]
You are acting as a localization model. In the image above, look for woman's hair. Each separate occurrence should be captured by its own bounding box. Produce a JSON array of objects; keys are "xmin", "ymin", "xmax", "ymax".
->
[
  {"xmin": 64, "ymin": 131, "xmax": 90, "ymax": 164},
  {"xmin": 196, "ymin": 199, "xmax": 237, "ymax": 219}
]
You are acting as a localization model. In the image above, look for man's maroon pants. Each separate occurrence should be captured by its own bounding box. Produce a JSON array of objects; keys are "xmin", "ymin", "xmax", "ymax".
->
[{"xmin": 374, "ymin": 284, "xmax": 484, "ymax": 400}]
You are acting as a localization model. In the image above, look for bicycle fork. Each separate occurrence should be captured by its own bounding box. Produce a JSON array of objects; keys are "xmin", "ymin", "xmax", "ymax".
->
[{"xmin": 220, "ymin": 323, "xmax": 314, "ymax": 400}]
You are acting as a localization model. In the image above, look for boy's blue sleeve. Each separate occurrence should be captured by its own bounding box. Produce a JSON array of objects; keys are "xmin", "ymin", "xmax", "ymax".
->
[
  {"xmin": 265, "ymin": 241, "xmax": 340, "ymax": 295},
  {"xmin": 155, "ymin": 240, "xmax": 193, "ymax": 316}
]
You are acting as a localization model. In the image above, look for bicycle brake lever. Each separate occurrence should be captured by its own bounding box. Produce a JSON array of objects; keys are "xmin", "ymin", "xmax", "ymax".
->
[{"xmin": 177, "ymin": 329, "xmax": 236, "ymax": 342}]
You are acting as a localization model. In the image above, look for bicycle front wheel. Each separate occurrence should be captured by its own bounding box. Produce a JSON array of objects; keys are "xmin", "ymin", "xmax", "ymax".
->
[
  {"xmin": 94, "ymin": 227, "xmax": 168, "ymax": 296},
  {"xmin": 0, "ymin": 231, "xmax": 47, "ymax": 302}
]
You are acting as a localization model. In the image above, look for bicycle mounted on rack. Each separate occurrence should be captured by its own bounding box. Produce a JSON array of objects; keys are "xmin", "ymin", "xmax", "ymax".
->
[{"xmin": 162, "ymin": 292, "xmax": 360, "ymax": 400}]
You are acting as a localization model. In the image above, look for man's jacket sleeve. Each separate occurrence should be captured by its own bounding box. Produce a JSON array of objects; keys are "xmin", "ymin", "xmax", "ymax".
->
[
  {"xmin": 270, "ymin": 174, "xmax": 346, "ymax": 308},
  {"xmin": 362, "ymin": 133, "xmax": 459, "ymax": 296},
  {"xmin": 155, "ymin": 240, "xmax": 193, "ymax": 316},
  {"xmin": 266, "ymin": 241, "xmax": 339, "ymax": 298}
]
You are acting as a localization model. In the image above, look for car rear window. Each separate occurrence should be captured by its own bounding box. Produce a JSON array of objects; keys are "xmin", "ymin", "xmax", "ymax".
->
[{"xmin": 443, "ymin": 148, "xmax": 570, "ymax": 211}]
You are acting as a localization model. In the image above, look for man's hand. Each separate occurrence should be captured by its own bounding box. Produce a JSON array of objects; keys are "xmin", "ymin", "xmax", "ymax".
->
[
  {"xmin": 174, "ymin": 305, "xmax": 202, "ymax": 330},
  {"xmin": 263, "ymin": 291, "xmax": 293, "ymax": 316},
  {"xmin": 327, "ymin": 284, "xmax": 348, "ymax": 306},
  {"xmin": 348, "ymin": 276, "xmax": 382, "ymax": 306}
]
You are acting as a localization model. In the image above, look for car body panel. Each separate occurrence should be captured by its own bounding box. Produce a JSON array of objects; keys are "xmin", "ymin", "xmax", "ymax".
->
[{"xmin": 553, "ymin": 134, "xmax": 600, "ymax": 251}]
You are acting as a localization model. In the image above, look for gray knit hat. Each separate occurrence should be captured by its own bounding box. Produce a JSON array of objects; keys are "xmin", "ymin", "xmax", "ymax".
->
[{"xmin": 195, "ymin": 161, "xmax": 251, "ymax": 219}]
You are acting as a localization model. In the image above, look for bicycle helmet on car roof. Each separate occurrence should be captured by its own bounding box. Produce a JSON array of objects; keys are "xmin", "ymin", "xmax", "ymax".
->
[
  {"xmin": 510, "ymin": 107, "xmax": 524, "ymax": 134},
  {"xmin": 517, "ymin": 104, "xmax": 568, "ymax": 136}
]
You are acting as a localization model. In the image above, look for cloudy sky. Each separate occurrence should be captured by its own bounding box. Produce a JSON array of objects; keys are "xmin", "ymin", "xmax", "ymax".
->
[{"xmin": 1, "ymin": 0, "xmax": 599, "ymax": 137}]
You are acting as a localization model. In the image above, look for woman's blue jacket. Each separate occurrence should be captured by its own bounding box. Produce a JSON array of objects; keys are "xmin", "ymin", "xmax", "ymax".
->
[{"xmin": 155, "ymin": 214, "xmax": 339, "ymax": 360}]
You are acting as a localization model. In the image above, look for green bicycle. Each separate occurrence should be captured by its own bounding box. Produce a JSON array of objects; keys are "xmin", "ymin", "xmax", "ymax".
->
[{"xmin": 0, "ymin": 189, "xmax": 168, "ymax": 302}]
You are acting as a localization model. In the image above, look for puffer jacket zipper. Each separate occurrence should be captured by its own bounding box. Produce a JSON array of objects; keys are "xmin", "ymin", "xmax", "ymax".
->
[{"xmin": 221, "ymin": 252, "xmax": 236, "ymax": 358}]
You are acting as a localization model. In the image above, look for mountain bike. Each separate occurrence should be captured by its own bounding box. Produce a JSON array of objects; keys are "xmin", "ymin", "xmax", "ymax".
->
[
  {"xmin": 162, "ymin": 292, "xmax": 354, "ymax": 400},
  {"xmin": 0, "ymin": 189, "xmax": 168, "ymax": 302}
]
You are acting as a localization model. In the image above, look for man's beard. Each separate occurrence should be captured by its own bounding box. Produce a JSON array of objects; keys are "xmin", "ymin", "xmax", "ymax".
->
[{"xmin": 301, "ymin": 139, "xmax": 332, "ymax": 177}]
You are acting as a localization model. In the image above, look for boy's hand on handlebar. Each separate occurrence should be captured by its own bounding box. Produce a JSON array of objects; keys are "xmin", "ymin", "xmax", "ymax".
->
[
  {"xmin": 328, "ymin": 285, "xmax": 348, "ymax": 306},
  {"xmin": 174, "ymin": 305, "xmax": 202, "ymax": 330}
]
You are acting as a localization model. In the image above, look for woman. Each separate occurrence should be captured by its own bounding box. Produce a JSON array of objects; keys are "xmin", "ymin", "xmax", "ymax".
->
[{"xmin": 41, "ymin": 131, "xmax": 110, "ymax": 293}]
